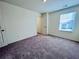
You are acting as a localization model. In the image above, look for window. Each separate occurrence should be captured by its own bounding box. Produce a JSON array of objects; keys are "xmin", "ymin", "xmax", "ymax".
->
[{"xmin": 59, "ymin": 12, "xmax": 76, "ymax": 32}]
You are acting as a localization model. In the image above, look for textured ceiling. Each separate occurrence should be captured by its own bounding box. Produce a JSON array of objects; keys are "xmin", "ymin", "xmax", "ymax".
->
[{"xmin": 1, "ymin": 0, "xmax": 79, "ymax": 13}]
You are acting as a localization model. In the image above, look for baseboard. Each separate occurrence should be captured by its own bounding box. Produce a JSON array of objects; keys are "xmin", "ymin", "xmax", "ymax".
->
[
  {"xmin": 48, "ymin": 34, "xmax": 79, "ymax": 43},
  {"xmin": 0, "ymin": 35, "xmax": 37, "ymax": 48}
]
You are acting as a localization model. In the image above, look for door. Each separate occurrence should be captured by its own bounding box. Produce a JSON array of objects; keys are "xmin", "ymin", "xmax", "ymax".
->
[
  {"xmin": 37, "ymin": 16, "xmax": 42, "ymax": 34},
  {"xmin": 41, "ymin": 13, "xmax": 48, "ymax": 34}
]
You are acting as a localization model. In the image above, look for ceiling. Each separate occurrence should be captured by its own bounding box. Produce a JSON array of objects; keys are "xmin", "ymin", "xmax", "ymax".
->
[{"xmin": 1, "ymin": 0, "xmax": 79, "ymax": 13}]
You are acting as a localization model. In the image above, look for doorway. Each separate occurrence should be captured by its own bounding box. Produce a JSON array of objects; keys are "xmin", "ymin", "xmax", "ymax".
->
[
  {"xmin": 37, "ymin": 16, "xmax": 42, "ymax": 34},
  {"xmin": 37, "ymin": 13, "xmax": 48, "ymax": 35}
]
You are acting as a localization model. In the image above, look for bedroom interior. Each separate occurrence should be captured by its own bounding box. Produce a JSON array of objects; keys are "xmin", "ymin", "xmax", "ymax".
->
[{"xmin": 0, "ymin": 0, "xmax": 79, "ymax": 59}]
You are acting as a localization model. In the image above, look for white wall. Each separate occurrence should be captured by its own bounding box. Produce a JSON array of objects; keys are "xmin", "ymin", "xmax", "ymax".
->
[
  {"xmin": 0, "ymin": 3, "xmax": 1, "ymax": 29},
  {"xmin": 0, "ymin": 1, "xmax": 40, "ymax": 46},
  {"xmin": 0, "ymin": 2, "xmax": 3, "ymax": 47},
  {"xmin": 48, "ymin": 6, "xmax": 79, "ymax": 41}
]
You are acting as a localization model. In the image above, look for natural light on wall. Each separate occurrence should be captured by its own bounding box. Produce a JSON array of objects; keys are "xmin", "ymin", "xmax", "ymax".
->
[{"xmin": 59, "ymin": 12, "xmax": 76, "ymax": 32}]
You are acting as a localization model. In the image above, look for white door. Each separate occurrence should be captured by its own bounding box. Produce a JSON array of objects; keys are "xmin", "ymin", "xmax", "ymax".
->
[
  {"xmin": 37, "ymin": 16, "xmax": 43, "ymax": 33},
  {"xmin": 41, "ymin": 13, "xmax": 48, "ymax": 34}
]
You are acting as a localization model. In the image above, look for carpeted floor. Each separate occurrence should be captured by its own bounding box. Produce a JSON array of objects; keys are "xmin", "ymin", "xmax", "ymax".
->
[{"xmin": 0, "ymin": 34, "xmax": 79, "ymax": 59}]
